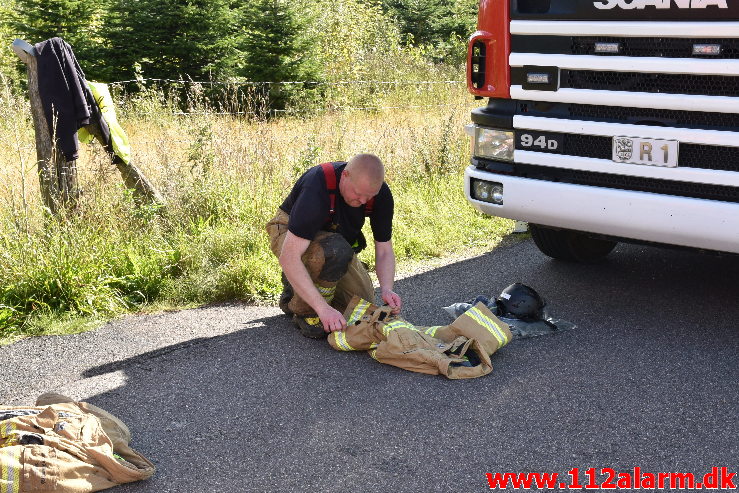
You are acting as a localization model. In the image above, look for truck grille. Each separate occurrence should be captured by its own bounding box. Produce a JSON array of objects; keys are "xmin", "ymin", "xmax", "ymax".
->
[
  {"xmin": 512, "ymin": 35, "xmax": 739, "ymax": 59},
  {"xmin": 572, "ymin": 37, "xmax": 739, "ymax": 59},
  {"xmin": 502, "ymin": 20, "xmax": 739, "ymax": 207},
  {"xmin": 566, "ymin": 104, "xmax": 739, "ymax": 130},
  {"xmin": 565, "ymin": 70, "xmax": 739, "ymax": 98},
  {"xmin": 558, "ymin": 134, "xmax": 739, "ymax": 173},
  {"xmin": 502, "ymin": 20, "xmax": 739, "ymax": 209},
  {"xmin": 564, "ymin": 168, "xmax": 739, "ymax": 204}
]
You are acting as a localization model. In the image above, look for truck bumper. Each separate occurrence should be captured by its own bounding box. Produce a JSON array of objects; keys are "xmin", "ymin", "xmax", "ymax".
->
[{"xmin": 465, "ymin": 165, "xmax": 739, "ymax": 254}]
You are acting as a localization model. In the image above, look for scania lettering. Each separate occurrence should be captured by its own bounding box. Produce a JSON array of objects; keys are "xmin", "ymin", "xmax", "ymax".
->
[
  {"xmin": 465, "ymin": 0, "xmax": 739, "ymax": 261},
  {"xmin": 593, "ymin": 0, "xmax": 727, "ymax": 9}
]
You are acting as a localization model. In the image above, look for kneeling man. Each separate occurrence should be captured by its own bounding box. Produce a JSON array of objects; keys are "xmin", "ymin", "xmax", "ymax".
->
[{"xmin": 266, "ymin": 153, "xmax": 402, "ymax": 338}]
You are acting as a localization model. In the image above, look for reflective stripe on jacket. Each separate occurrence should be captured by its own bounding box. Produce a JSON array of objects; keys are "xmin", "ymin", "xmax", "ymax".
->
[
  {"xmin": 0, "ymin": 394, "xmax": 154, "ymax": 492},
  {"xmin": 328, "ymin": 296, "xmax": 512, "ymax": 379}
]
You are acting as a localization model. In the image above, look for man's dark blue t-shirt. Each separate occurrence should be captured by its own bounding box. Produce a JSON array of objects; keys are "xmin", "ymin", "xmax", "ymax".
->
[{"xmin": 279, "ymin": 162, "xmax": 393, "ymax": 248}]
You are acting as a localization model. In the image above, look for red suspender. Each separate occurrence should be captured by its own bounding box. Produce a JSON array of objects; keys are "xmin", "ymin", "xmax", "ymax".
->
[
  {"xmin": 365, "ymin": 197, "xmax": 375, "ymax": 216},
  {"xmin": 320, "ymin": 161, "xmax": 375, "ymax": 220},
  {"xmin": 320, "ymin": 162, "xmax": 337, "ymax": 217}
]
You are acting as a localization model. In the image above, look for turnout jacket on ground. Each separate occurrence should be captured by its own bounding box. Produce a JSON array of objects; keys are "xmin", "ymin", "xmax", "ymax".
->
[
  {"xmin": 328, "ymin": 296, "xmax": 513, "ymax": 379},
  {"xmin": 0, "ymin": 393, "xmax": 154, "ymax": 492}
]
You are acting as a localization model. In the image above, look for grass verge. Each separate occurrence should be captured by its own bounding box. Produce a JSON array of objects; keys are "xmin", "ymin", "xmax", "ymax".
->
[{"xmin": 0, "ymin": 85, "xmax": 512, "ymax": 344}]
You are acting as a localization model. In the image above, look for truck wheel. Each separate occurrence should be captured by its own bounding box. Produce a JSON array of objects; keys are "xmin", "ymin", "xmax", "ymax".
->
[{"xmin": 529, "ymin": 225, "xmax": 617, "ymax": 262}]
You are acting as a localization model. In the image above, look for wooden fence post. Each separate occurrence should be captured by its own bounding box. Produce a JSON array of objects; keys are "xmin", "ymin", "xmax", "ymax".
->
[
  {"xmin": 11, "ymin": 38, "xmax": 165, "ymax": 211},
  {"xmin": 11, "ymin": 38, "xmax": 77, "ymax": 214},
  {"xmin": 81, "ymin": 119, "xmax": 165, "ymax": 206}
]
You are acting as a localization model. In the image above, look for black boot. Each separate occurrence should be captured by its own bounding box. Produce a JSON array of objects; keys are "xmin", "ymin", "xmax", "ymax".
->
[{"xmin": 293, "ymin": 315, "xmax": 327, "ymax": 339}]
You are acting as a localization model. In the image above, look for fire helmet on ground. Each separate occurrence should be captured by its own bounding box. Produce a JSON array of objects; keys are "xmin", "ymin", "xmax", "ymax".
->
[{"xmin": 496, "ymin": 283, "xmax": 545, "ymax": 321}]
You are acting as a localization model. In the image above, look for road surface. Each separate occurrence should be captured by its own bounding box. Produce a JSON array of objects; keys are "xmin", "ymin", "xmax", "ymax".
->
[{"xmin": 2, "ymin": 238, "xmax": 737, "ymax": 492}]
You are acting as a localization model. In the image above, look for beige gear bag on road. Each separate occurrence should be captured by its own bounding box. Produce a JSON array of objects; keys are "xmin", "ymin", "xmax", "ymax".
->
[
  {"xmin": 328, "ymin": 296, "xmax": 512, "ymax": 379},
  {"xmin": 0, "ymin": 393, "xmax": 154, "ymax": 492}
]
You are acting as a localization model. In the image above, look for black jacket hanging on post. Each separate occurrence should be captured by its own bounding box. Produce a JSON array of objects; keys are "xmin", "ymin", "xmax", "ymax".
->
[{"xmin": 34, "ymin": 37, "xmax": 100, "ymax": 161}]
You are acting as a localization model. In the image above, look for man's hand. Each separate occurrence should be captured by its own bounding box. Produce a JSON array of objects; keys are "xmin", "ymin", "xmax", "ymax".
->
[
  {"xmin": 375, "ymin": 240, "xmax": 401, "ymax": 314},
  {"xmin": 317, "ymin": 305, "xmax": 347, "ymax": 332},
  {"xmin": 381, "ymin": 288, "xmax": 402, "ymax": 315}
]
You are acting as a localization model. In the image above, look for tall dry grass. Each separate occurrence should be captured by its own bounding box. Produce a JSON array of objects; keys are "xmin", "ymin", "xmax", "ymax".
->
[{"xmin": 0, "ymin": 80, "xmax": 512, "ymax": 341}]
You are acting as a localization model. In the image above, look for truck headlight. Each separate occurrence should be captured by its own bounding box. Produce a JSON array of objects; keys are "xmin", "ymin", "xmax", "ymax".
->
[
  {"xmin": 471, "ymin": 179, "xmax": 503, "ymax": 205},
  {"xmin": 474, "ymin": 127, "xmax": 514, "ymax": 162}
]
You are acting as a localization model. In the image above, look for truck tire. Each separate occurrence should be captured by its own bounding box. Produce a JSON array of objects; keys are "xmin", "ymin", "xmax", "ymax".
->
[{"xmin": 529, "ymin": 225, "xmax": 617, "ymax": 263}]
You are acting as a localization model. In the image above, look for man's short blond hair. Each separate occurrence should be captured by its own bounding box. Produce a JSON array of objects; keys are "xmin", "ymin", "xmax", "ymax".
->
[{"xmin": 346, "ymin": 153, "xmax": 385, "ymax": 188}]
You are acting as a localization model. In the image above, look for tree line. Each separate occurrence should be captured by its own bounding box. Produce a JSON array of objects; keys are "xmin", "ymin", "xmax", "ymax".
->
[{"xmin": 1, "ymin": 0, "xmax": 477, "ymax": 91}]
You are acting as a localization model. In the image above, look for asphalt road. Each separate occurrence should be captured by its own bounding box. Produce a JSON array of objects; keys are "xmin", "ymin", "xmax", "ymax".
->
[{"xmin": 2, "ymin": 238, "xmax": 738, "ymax": 492}]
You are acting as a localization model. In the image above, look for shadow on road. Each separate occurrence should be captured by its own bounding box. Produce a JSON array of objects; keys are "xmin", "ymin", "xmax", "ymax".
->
[{"xmin": 80, "ymin": 239, "xmax": 738, "ymax": 492}]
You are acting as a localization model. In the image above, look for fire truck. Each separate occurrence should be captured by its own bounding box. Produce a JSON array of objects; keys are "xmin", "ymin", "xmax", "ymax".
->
[{"xmin": 464, "ymin": 0, "xmax": 739, "ymax": 261}]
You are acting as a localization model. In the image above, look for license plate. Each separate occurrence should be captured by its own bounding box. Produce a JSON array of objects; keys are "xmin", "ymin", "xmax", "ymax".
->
[{"xmin": 612, "ymin": 137, "xmax": 679, "ymax": 168}]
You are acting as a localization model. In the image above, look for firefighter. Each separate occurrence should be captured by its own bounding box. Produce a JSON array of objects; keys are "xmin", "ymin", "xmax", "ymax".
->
[{"xmin": 266, "ymin": 153, "xmax": 402, "ymax": 339}]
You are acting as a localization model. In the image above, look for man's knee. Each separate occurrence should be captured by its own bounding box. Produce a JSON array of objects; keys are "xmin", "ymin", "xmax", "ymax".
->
[{"xmin": 317, "ymin": 234, "xmax": 354, "ymax": 282}]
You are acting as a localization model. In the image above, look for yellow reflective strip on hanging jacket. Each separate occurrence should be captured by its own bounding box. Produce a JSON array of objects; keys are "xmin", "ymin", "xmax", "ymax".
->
[
  {"xmin": 347, "ymin": 300, "xmax": 371, "ymax": 325},
  {"xmin": 465, "ymin": 306, "xmax": 509, "ymax": 347},
  {"xmin": 334, "ymin": 331, "xmax": 356, "ymax": 351},
  {"xmin": 369, "ymin": 348, "xmax": 378, "ymax": 360},
  {"xmin": 86, "ymin": 81, "xmax": 132, "ymax": 165}
]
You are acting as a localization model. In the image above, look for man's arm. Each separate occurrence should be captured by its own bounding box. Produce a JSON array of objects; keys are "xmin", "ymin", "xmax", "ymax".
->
[
  {"xmin": 374, "ymin": 240, "xmax": 402, "ymax": 314},
  {"xmin": 279, "ymin": 231, "xmax": 347, "ymax": 331}
]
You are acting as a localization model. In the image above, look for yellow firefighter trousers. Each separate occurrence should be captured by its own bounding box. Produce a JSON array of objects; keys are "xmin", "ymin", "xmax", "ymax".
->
[
  {"xmin": 0, "ymin": 393, "xmax": 154, "ymax": 493},
  {"xmin": 327, "ymin": 296, "xmax": 513, "ymax": 379},
  {"xmin": 266, "ymin": 210, "xmax": 375, "ymax": 316}
]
